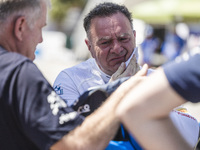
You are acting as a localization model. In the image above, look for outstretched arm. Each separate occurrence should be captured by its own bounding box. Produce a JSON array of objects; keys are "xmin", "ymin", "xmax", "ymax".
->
[
  {"xmin": 116, "ymin": 68, "xmax": 191, "ymax": 150},
  {"xmin": 51, "ymin": 65, "xmax": 148, "ymax": 150}
]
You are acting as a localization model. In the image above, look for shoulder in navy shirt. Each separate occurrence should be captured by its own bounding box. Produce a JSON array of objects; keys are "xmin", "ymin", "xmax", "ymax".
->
[
  {"xmin": 163, "ymin": 48, "xmax": 200, "ymax": 103},
  {"xmin": 0, "ymin": 47, "xmax": 84, "ymax": 150}
]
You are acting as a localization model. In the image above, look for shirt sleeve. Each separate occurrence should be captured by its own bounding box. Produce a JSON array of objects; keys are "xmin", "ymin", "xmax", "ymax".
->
[
  {"xmin": 163, "ymin": 53, "xmax": 200, "ymax": 103},
  {"xmin": 16, "ymin": 61, "xmax": 84, "ymax": 150},
  {"xmin": 53, "ymin": 70, "xmax": 80, "ymax": 106}
]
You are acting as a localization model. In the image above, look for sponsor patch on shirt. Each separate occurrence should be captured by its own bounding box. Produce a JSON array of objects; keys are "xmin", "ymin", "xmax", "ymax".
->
[
  {"xmin": 59, "ymin": 112, "xmax": 78, "ymax": 124},
  {"xmin": 47, "ymin": 91, "xmax": 67, "ymax": 115},
  {"xmin": 175, "ymin": 107, "xmax": 188, "ymax": 113},
  {"xmin": 54, "ymin": 84, "xmax": 63, "ymax": 95}
]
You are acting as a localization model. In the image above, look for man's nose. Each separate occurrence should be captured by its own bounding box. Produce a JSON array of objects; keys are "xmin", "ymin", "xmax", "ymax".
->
[
  {"xmin": 38, "ymin": 32, "xmax": 43, "ymax": 44},
  {"xmin": 111, "ymin": 40, "xmax": 122, "ymax": 54},
  {"xmin": 39, "ymin": 35, "xmax": 43, "ymax": 44}
]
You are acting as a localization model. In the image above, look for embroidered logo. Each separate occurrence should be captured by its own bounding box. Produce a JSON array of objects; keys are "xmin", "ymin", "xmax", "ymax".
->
[{"xmin": 54, "ymin": 84, "xmax": 63, "ymax": 95}]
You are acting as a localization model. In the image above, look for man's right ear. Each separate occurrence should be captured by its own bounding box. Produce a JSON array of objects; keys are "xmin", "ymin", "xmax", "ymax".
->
[
  {"xmin": 14, "ymin": 16, "xmax": 26, "ymax": 41},
  {"xmin": 85, "ymin": 39, "xmax": 91, "ymax": 51}
]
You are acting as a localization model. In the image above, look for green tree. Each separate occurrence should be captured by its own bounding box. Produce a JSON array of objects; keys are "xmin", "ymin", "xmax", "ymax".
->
[{"xmin": 50, "ymin": 0, "xmax": 87, "ymax": 23}]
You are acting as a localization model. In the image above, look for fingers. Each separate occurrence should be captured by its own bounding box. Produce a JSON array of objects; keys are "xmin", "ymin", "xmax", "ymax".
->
[
  {"xmin": 110, "ymin": 57, "xmax": 147, "ymax": 82},
  {"xmin": 115, "ymin": 75, "xmax": 145, "ymax": 96},
  {"xmin": 126, "ymin": 55, "xmax": 139, "ymax": 76},
  {"xmin": 116, "ymin": 62, "xmax": 126, "ymax": 75},
  {"xmin": 123, "ymin": 64, "xmax": 148, "ymax": 88},
  {"xmin": 135, "ymin": 64, "xmax": 148, "ymax": 77},
  {"xmin": 128, "ymin": 54, "xmax": 137, "ymax": 67},
  {"xmin": 110, "ymin": 62, "xmax": 126, "ymax": 82}
]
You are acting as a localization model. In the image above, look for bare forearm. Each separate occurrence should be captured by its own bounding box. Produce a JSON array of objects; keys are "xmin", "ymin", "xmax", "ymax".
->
[
  {"xmin": 117, "ymin": 68, "xmax": 191, "ymax": 150},
  {"xmin": 50, "ymin": 96, "xmax": 119, "ymax": 150},
  {"xmin": 51, "ymin": 68, "xmax": 147, "ymax": 150},
  {"xmin": 51, "ymin": 79, "xmax": 134, "ymax": 150}
]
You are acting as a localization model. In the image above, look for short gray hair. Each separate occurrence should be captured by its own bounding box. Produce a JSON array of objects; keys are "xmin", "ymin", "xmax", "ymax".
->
[{"xmin": 0, "ymin": 0, "xmax": 50, "ymax": 27}]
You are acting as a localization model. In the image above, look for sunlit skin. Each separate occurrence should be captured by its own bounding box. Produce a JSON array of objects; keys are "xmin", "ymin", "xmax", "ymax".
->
[
  {"xmin": 0, "ymin": 1, "xmax": 47, "ymax": 61},
  {"xmin": 16, "ymin": 2, "xmax": 47, "ymax": 60},
  {"xmin": 85, "ymin": 12, "xmax": 136, "ymax": 76}
]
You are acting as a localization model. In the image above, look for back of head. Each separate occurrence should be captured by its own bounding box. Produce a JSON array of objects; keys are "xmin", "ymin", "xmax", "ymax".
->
[{"xmin": 83, "ymin": 2, "xmax": 133, "ymax": 37}]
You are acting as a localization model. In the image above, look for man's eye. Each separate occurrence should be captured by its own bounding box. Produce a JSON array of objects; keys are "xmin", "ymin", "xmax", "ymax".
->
[
  {"xmin": 101, "ymin": 41, "xmax": 110, "ymax": 45},
  {"xmin": 120, "ymin": 38, "xmax": 129, "ymax": 42}
]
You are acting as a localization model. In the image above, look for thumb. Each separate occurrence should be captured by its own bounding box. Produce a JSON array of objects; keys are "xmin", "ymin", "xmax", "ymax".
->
[{"xmin": 135, "ymin": 64, "xmax": 148, "ymax": 77}]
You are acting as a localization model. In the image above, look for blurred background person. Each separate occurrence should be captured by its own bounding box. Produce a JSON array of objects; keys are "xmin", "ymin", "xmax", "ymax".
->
[
  {"xmin": 140, "ymin": 25, "xmax": 161, "ymax": 67},
  {"xmin": 161, "ymin": 24, "xmax": 186, "ymax": 62}
]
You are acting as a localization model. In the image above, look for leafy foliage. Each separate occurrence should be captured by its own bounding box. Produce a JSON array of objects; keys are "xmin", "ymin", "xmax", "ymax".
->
[{"xmin": 50, "ymin": 0, "xmax": 87, "ymax": 23}]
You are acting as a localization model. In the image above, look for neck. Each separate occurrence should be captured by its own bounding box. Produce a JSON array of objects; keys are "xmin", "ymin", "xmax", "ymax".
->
[
  {"xmin": 0, "ymin": 22, "xmax": 18, "ymax": 53},
  {"xmin": 0, "ymin": 36, "xmax": 17, "ymax": 53}
]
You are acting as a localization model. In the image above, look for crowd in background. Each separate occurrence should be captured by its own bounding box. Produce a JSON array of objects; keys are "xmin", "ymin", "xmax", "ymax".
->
[{"xmin": 140, "ymin": 23, "xmax": 200, "ymax": 67}]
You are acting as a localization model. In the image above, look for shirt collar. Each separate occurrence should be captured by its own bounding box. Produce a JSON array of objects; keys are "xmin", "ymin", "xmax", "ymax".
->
[{"xmin": 94, "ymin": 60, "xmax": 111, "ymax": 84}]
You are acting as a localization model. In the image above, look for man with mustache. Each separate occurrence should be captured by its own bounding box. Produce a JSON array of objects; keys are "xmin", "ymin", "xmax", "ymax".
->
[
  {"xmin": 54, "ymin": 2, "xmax": 146, "ymax": 106},
  {"xmin": 0, "ymin": 0, "xmax": 144, "ymax": 149},
  {"xmin": 53, "ymin": 2, "xmax": 199, "ymax": 149}
]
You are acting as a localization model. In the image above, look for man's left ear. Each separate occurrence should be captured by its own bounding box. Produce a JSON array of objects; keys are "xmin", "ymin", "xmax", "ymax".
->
[
  {"xmin": 85, "ymin": 38, "xmax": 92, "ymax": 51},
  {"xmin": 85, "ymin": 38, "xmax": 95, "ymax": 58},
  {"xmin": 133, "ymin": 30, "xmax": 136, "ymax": 37},
  {"xmin": 14, "ymin": 16, "xmax": 26, "ymax": 41}
]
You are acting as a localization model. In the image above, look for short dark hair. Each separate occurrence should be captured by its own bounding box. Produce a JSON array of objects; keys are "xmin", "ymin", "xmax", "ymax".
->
[{"xmin": 83, "ymin": 2, "xmax": 133, "ymax": 37}]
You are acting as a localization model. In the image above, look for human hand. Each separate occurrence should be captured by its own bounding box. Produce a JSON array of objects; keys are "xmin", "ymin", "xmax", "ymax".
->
[
  {"xmin": 134, "ymin": 63, "xmax": 148, "ymax": 77},
  {"xmin": 110, "ymin": 64, "xmax": 148, "ymax": 102},
  {"xmin": 109, "ymin": 55, "xmax": 140, "ymax": 82}
]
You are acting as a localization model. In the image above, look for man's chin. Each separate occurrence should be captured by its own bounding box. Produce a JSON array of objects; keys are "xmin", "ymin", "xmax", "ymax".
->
[
  {"xmin": 110, "ymin": 64, "xmax": 121, "ymax": 73},
  {"xmin": 29, "ymin": 54, "xmax": 35, "ymax": 61}
]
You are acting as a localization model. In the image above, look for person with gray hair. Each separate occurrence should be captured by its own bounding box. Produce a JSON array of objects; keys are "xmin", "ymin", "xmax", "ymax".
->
[
  {"xmin": 53, "ymin": 2, "xmax": 199, "ymax": 149},
  {"xmin": 0, "ymin": 0, "xmax": 143, "ymax": 149}
]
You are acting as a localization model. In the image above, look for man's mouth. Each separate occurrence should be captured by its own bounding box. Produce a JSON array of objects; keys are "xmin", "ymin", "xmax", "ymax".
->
[{"xmin": 109, "ymin": 55, "xmax": 126, "ymax": 65}]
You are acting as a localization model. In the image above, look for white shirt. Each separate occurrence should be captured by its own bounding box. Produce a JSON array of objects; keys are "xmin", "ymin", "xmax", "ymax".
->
[
  {"xmin": 170, "ymin": 107, "xmax": 199, "ymax": 147},
  {"xmin": 54, "ymin": 58, "xmax": 108, "ymax": 106},
  {"xmin": 53, "ymin": 58, "xmax": 199, "ymax": 147},
  {"xmin": 53, "ymin": 58, "xmax": 153, "ymax": 105}
]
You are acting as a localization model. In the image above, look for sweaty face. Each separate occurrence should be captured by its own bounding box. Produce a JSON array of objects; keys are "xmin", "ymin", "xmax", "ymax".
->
[{"xmin": 87, "ymin": 12, "xmax": 136, "ymax": 76}]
